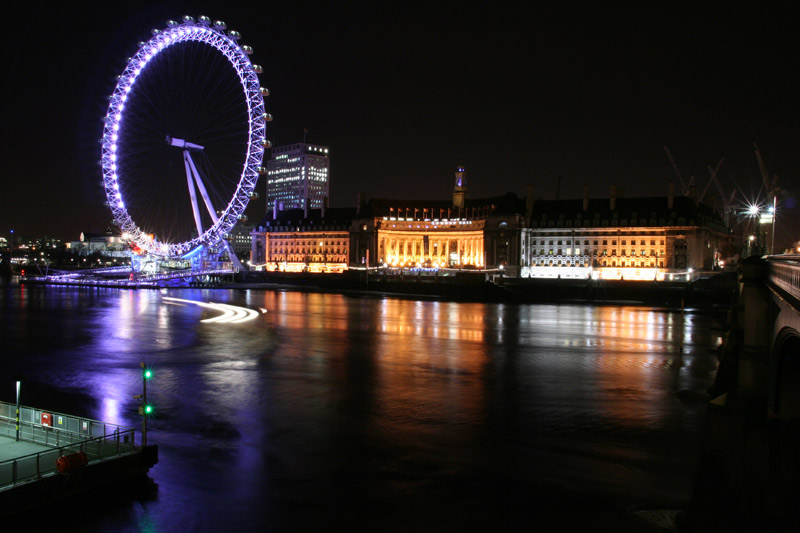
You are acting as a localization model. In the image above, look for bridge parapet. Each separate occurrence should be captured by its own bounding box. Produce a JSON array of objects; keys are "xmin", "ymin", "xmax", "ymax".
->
[{"xmin": 767, "ymin": 254, "xmax": 800, "ymax": 303}]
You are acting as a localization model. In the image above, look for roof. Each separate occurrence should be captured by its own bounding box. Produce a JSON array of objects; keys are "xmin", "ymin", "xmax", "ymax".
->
[{"xmin": 529, "ymin": 196, "xmax": 728, "ymax": 231}]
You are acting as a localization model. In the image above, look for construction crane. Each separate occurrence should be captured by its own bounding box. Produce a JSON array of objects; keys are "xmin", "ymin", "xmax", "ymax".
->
[
  {"xmin": 704, "ymin": 161, "xmax": 738, "ymax": 227},
  {"xmin": 663, "ymin": 146, "xmax": 695, "ymax": 196},
  {"xmin": 753, "ymin": 143, "xmax": 780, "ymax": 254},
  {"xmin": 754, "ymin": 143, "xmax": 779, "ymax": 201},
  {"xmin": 698, "ymin": 158, "xmax": 724, "ymax": 203}
]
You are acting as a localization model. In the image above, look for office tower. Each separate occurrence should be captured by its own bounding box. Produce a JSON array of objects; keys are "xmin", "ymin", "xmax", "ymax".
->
[{"xmin": 265, "ymin": 143, "xmax": 330, "ymax": 212}]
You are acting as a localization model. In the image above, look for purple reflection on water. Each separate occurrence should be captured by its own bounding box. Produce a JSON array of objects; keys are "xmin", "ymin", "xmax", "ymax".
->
[{"xmin": 0, "ymin": 284, "xmax": 723, "ymax": 531}]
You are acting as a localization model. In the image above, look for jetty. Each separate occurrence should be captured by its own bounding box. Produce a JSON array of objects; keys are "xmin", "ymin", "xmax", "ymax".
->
[{"xmin": 0, "ymin": 401, "xmax": 157, "ymax": 517}]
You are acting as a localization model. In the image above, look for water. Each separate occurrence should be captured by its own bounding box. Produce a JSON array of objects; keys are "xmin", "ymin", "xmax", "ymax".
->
[{"xmin": 0, "ymin": 283, "xmax": 724, "ymax": 531}]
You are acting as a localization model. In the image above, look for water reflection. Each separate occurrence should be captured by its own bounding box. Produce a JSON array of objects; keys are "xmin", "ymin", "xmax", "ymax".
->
[{"xmin": 0, "ymin": 285, "xmax": 723, "ymax": 530}]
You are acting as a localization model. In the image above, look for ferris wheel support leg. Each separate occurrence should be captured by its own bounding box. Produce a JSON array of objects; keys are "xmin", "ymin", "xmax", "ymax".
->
[
  {"xmin": 185, "ymin": 152, "xmax": 220, "ymax": 224},
  {"xmin": 225, "ymin": 241, "xmax": 244, "ymax": 272},
  {"xmin": 184, "ymin": 151, "xmax": 205, "ymax": 237}
]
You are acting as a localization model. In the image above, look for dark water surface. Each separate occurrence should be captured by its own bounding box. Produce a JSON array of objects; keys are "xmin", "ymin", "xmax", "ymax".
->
[{"xmin": 0, "ymin": 284, "xmax": 724, "ymax": 531}]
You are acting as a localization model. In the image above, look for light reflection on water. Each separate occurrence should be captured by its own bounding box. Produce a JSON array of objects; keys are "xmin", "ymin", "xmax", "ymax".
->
[{"xmin": 0, "ymin": 285, "xmax": 723, "ymax": 531}]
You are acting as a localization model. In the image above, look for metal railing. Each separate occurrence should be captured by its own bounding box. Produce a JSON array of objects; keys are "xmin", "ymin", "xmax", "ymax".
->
[
  {"xmin": 768, "ymin": 254, "xmax": 800, "ymax": 303},
  {"xmin": 0, "ymin": 402, "xmax": 137, "ymax": 490}
]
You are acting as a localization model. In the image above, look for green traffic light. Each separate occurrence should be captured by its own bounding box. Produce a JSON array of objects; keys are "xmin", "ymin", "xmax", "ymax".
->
[
  {"xmin": 144, "ymin": 404, "xmax": 154, "ymax": 415},
  {"xmin": 143, "ymin": 368, "xmax": 153, "ymax": 379}
]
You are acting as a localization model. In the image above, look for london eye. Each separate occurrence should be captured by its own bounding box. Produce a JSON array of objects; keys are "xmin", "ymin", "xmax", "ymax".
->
[{"xmin": 100, "ymin": 15, "xmax": 270, "ymax": 262}]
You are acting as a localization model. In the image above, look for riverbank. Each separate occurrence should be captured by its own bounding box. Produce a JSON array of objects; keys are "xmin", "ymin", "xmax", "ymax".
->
[{"xmin": 231, "ymin": 270, "xmax": 737, "ymax": 308}]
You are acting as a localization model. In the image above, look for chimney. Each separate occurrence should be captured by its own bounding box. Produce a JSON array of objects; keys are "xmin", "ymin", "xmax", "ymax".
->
[
  {"xmin": 525, "ymin": 184, "xmax": 535, "ymax": 219},
  {"xmin": 356, "ymin": 192, "xmax": 366, "ymax": 215},
  {"xmin": 583, "ymin": 185, "xmax": 589, "ymax": 211},
  {"xmin": 668, "ymin": 181, "xmax": 674, "ymax": 209},
  {"xmin": 610, "ymin": 184, "xmax": 617, "ymax": 211},
  {"xmin": 273, "ymin": 198, "xmax": 278, "ymax": 219},
  {"xmin": 304, "ymin": 198, "xmax": 309, "ymax": 219},
  {"xmin": 321, "ymin": 196, "xmax": 328, "ymax": 218}
]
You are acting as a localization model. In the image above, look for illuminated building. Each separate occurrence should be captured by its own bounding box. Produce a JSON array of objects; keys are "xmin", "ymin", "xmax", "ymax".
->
[
  {"xmin": 68, "ymin": 231, "xmax": 127, "ymax": 257},
  {"xmin": 351, "ymin": 166, "xmax": 526, "ymax": 272},
  {"xmin": 520, "ymin": 185, "xmax": 732, "ymax": 281},
  {"xmin": 252, "ymin": 164, "xmax": 527, "ymax": 273},
  {"xmin": 227, "ymin": 222, "xmax": 254, "ymax": 258},
  {"xmin": 251, "ymin": 205, "xmax": 354, "ymax": 273},
  {"xmin": 265, "ymin": 143, "xmax": 330, "ymax": 211}
]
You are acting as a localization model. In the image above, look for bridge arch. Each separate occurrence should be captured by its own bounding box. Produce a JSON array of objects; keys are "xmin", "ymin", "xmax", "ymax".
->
[{"xmin": 773, "ymin": 327, "xmax": 800, "ymax": 418}]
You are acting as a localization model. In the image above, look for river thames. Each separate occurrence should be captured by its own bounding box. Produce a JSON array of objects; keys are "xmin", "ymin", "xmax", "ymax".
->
[{"xmin": 1, "ymin": 283, "xmax": 724, "ymax": 531}]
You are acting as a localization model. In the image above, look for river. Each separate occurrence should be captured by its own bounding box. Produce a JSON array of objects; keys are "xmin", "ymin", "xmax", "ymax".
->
[{"xmin": 0, "ymin": 283, "xmax": 724, "ymax": 531}]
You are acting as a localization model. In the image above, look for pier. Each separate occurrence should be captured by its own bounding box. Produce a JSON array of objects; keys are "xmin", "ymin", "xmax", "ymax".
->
[{"xmin": 0, "ymin": 401, "xmax": 157, "ymax": 517}]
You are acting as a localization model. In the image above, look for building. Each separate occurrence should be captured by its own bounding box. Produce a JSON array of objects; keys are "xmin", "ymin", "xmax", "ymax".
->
[
  {"xmin": 227, "ymin": 222, "xmax": 254, "ymax": 260},
  {"xmin": 252, "ymin": 164, "xmax": 528, "ymax": 273},
  {"xmin": 349, "ymin": 166, "xmax": 526, "ymax": 272},
  {"xmin": 265, "ymin": 143, "xmax": 330, "ymax": 211},
  {"xmin": 67, "ymin": 231, "xmax": 128, "ymax": 257},
  {"xmin": 250, "ymin": 205, "xmax": 354, "ymax": 273},
  {"xmin": 520, "ymin": 185, "xmax": 733, "ymax": 280}
]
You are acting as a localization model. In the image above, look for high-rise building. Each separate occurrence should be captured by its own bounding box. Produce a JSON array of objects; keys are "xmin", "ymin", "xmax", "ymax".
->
[{"xmin": 265, "ymin": 143, "xmax": 330, "ymax": 212}]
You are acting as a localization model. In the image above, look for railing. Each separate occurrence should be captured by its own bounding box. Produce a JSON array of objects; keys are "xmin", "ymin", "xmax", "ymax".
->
[
  {"xmin": 0, "ymin": 402, "xmax": 137, "ymax": 490},
  {"xmin": 767, "ymin": 255, "xmax": 800, "ymax": 303}
]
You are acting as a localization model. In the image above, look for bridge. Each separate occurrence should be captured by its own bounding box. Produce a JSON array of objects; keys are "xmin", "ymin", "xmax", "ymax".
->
[{"xmin": 685, "ymin": 254, "xmax": 800, "ymax": 529}]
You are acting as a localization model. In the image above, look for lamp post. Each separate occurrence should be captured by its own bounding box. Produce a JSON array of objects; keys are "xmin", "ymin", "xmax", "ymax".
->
[
  {"xmin": 15, "ymin": 377, "xmax": 22, "ymax": 441},
  {"xmin": 770, "ymin": 196, "xmax": 777, "ymax": 255}
]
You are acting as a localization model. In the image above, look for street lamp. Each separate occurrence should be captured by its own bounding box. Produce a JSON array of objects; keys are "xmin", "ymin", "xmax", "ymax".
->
[{"xmin": 15, "ymin": 377, "xmax": 22, "ymax": 441}]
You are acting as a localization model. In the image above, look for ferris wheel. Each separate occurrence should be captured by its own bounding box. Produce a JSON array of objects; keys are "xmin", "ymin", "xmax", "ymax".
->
[{"xmin": 100, "ymin": 15, "xmax": 271, "ymax": 259}]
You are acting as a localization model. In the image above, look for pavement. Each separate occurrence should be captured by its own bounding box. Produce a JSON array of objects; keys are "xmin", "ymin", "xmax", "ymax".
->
[{"xmin": 0, "ymin": 434, "xmax": 53, "ymax": 463}]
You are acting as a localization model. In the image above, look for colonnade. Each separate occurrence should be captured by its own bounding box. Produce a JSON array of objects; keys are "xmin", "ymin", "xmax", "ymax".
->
[{"xmin": 378, "ymin": 231, "xmax": 484, "ymax": 267}]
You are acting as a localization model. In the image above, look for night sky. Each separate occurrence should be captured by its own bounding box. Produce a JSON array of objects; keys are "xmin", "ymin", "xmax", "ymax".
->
[{"xmin": 2, "ymin": 2, "xmax": 798, "ymax": 249}]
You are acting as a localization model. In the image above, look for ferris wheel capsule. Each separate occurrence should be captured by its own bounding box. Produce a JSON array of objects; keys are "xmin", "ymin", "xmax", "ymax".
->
[
  {"xmin": 241, "ymin": 45, "xmax": 253, "ymax": 54},
  {"xmin": 151, "ymin": 29, "xmax": 160, "ymax": 36},
  {"xmin": 166, "ymin": 20, "xmax": 179, "ymax": 27},
  {"xmin": 138, "ymin": 41, "xmax": 146, "ymax": 47},
  {"xmin": 260, "ymin": 87, "xmax": 270, "ymax": 97},
  {"xmin": 261, "ymin": 113, "xmax": 273, "ymax": 122},
  {"xmin": 214, "ymin": 20, "xmax": 227, "ymax": 30},
  {"xmin": 261, "ymin": 139, "xmax": 272, "ymax": 148},
  {"xmin": 252, "ymin": 64, "xmax": 263, "ymax": 74},
  {"xmin": 198, "ymin": 16, "xmax": 211, "ymax": 25},
  {"xmin": 182, "ymin": 15, "xmax": 194, "ymax": 24},
  {"xmin": 228, "ymin": 30, "xmax": 241, "ymax": 40}
]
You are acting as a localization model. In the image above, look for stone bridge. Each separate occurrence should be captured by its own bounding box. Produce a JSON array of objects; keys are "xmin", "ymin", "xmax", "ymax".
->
[{"xmin": 685, "ymin": 255, "xmax": 800, "ymax": 530}]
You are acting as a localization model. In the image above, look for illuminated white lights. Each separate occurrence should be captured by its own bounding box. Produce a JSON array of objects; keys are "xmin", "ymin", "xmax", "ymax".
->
[{"xmin": 162, "ymin": 297, "xmax": 261, "ymax": 323}]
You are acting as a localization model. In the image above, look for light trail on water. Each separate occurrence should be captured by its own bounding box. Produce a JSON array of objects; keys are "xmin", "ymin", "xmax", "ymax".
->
[{"xmin": 162, "ymin": 296, "xmax": 263, "ymax": 323}]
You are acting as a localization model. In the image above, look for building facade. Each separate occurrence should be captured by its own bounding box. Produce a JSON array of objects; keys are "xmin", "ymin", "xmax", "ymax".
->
[
  {"xmin": 348, "ymin": 167, "xmax": 526, "ymax": 272},
  {"xmin": 250, "ymin": 207, "xmax": 353, "ymax": 273},
  {"xmin": 520, "ymin": 187, "xmax": 732, "ymax": 280},
  {"xmin": 265, "ymin": 143, "xmax": 330, "ymax": 211}
]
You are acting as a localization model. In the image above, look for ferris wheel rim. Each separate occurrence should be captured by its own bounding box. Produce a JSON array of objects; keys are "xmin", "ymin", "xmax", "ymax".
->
[{"xmin": 100, "ymin": 18, "xmax": 267, "ymax": 258}]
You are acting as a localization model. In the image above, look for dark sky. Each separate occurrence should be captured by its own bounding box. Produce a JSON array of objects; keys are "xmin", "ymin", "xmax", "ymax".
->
[{"xmin": 2, "ymin": 2, "xmax": 799, "ymax": 249}]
